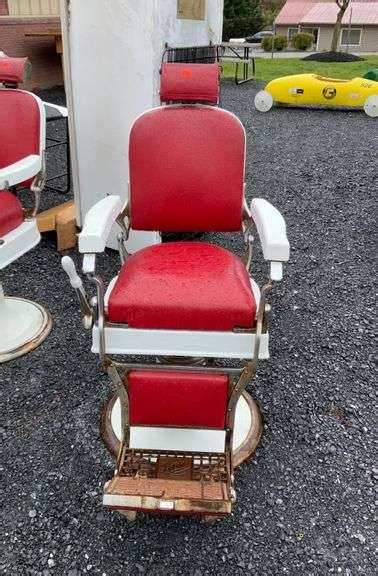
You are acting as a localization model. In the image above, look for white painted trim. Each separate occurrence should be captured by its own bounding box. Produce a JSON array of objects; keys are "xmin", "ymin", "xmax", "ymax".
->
[
  {"xmin": 59, "ymin": 0, "xmax": 83, "ymax": 226},
  {"xmin": 287, "ymin": 27, "xmax": 299, "ymax": 40},
  {"xmin": 92, "ymin": 324, "xmax": 269, "ymax": 359},
  {"xmin": 0, "ymin": 155, "xmax": 41, "ymax": 189},
  {"xmin": 42, "ymin": 101, "xmax": 68, "ymax": 118},
  {"xmin": 104, "ymin": 275, "xmax": 118, "ymax": 307},
  {"xmin": 0, "ymin": 220, "xmax": 40, "ymax": 270},
  {"xmin": 340, "ymin": 28, "xmax": 362, "ymax": 47},
  {"xmin": 250, "ymin": 278, "xmax": 260, "ymax": 314},
  {"xmin": 78, "ymin": 195, "xmax": 123, "ymax": 253},
  {"xmin": 130, "ymin": 427, "xmax": 226, "ymax": 453},
  {"xmin": 250, "ymin": 198, "xmax": 290, "ymax": 263}
]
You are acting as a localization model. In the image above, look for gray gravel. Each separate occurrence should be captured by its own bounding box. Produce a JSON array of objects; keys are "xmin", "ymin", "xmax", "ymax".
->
[{"xmin": 1, "ymin": 80, "xmax": 376, "ymax": 575}]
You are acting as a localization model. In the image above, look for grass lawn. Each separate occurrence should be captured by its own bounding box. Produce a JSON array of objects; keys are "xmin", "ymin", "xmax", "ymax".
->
[{"xmin": 222, "ymin": 55, "xmax": 378, "ymax": 82}]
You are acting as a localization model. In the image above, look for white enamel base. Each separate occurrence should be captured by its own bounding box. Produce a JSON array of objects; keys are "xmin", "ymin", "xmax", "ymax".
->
[
  {"xmin": 110, "ymin": 394, "xmax": 253, "ymax": 455},
  {"xmin": 0, "ymin": 296, "xmax": 52, "ymax": 362},
  {"xmin": 0, "ymin": 220, "xmax": 40, "ymax": 270}
]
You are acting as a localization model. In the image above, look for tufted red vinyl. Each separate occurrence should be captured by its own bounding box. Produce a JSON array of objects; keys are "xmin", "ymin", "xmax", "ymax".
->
[
  {"xmin": 129, "ymin": 106, "xmax": 245, "ymax": 232},
  {"xmin": 0, "ymin": 57, "xmax": 30, "ymax": 84},
  {"xmin": 108, "ymin": 242, "xmax": 256, "ymax": 331},
  {"xmin": 129, "ymin": 370, "xmax": 228, "ymax": 429},
  {"xmin": 0, "ymin": 191, "xmax": 23, "ymax": 236},
  {"xmin": 160, "ymin": 62, "xmax": 219, "ymax": 104},
  {"xmin": 0, "ymin": 90, "xmax": 41, "ymax": 187}
]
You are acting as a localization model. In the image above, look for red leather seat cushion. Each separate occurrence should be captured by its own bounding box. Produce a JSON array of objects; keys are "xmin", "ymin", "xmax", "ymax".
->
[
  {"xmin": 129, "ymin": 370, "xmax": 228, "ymax": 429},
  {"xmin": 160, "ymin": 63, "xmax": 219, "ymax": 104},
  {"xmin": 108, "ymin": 242, "xmax": 256, "ymax": 331},
  {"xmin": 0, "ymin": 191, "xmax": 23, "ymax": 236}
]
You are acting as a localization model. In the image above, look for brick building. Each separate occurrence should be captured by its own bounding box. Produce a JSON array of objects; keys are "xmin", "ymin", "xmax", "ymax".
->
[{"xmin": 0, "ymin": 0, "xmax": 63, "ymax": 89}]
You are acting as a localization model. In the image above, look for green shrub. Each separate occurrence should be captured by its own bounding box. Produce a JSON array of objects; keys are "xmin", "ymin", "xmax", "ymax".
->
[
  {"xmin": 223, "ymin": 15, "xmax": 264, "ymax": 41},
  {"xmin": 261, "ymin": 34, "xmax": 288, "ymax": 52},
  {"xmin": 291, "ymin": 32, "xmax": 314, "ymax": 51}
]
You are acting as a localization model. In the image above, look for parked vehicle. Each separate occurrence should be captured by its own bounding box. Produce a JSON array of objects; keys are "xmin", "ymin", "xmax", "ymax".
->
[
  {"xmin": 245, "ymin": 31, "xmax": 273, "ymax": 43},
  {"xmin": 254, "ymin": 73, "xmax": 378, "ymax": 117}
]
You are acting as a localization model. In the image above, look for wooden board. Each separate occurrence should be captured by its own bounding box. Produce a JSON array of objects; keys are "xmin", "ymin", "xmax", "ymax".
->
[
  {"xmin": 36, "ymin": 200, "xmax": 77, "ymax": 251},
  {"xmin": 177, "ymin": 0, "xmax": 205, "ymax": 20}
]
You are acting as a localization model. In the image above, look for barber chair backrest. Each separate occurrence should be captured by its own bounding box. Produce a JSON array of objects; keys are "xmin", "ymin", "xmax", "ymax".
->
[
  {"xmin": 129, "ymin": 105, "xmax": 245, "ymax": 232},
  {"xmin": 160, "ymin": 62, "xmax": 220, "ymax": 105},
  {"xmin": 0, "ymin": 89, "xmax": 42, "ymax": 186}
]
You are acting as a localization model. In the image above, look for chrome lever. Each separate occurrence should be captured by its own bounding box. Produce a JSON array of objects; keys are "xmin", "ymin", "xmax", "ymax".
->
[{"xmin": 61, "ymin": 256, "xmax": 93, "ymax": 329}]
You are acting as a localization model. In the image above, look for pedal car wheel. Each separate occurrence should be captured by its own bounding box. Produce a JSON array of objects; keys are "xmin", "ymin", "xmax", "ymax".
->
[
  {"xmin": 254, "ymin": 90, "xmax": 273, "ymax": 112},
  {"xmin": 363, "ymin": 95, "xmax": 378, "ymax": 117}
]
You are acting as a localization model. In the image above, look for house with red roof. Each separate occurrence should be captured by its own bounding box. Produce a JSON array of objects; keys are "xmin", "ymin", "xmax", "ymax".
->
[{"xmin": 274, "ymin": 0, "xmax": 378, "ymax": 52}]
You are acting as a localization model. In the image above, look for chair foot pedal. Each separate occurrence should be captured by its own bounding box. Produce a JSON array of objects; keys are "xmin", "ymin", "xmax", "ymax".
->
[{"xmin": 103, "ymin": 449, "xmax": 233, "ymax": 518}]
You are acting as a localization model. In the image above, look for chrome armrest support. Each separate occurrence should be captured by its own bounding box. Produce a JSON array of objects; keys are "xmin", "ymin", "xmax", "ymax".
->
[
  {"xmin": 242, "ymin": 217, "xmax": 254, "ymax": 271},
  {"xmin": 115, "ymin": 201, "xmax": 130, "ymax": 266},
  {"xmin": 87, "ymin": 272, "xmax": 107, "ymax": 368},
  {"xmin": 61, "ymin": 256, "xmax": 93, "ymax": 330},
  {"xmin": 29, "ymin": 152, "xmax": 46, "ymax": 218}
]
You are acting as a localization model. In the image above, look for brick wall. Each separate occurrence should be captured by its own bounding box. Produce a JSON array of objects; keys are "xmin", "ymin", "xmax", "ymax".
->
[
  {"xmin": 0, "ymin": 1, "xmax": 8, "ymax": 16},
  {"xmin": 0, "ymin": 18, "xmax": 63, "ymax": 89}
]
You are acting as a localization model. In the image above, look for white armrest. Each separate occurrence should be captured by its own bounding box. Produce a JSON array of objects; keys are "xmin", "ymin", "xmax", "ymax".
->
[
  {"xmin": 250, "ymin": 198, "xmax": 290, "ymax": 280},
  {"xmin": 0, "ymin": 154, "xmax": 41, "ymax": 188},
  {"xmin": 43, "ymin": 101, "xmax": 68, "ymax": 117},
  {"xmin": 78, "ymin": 195, "xmax": 123, "ymax": 253}
]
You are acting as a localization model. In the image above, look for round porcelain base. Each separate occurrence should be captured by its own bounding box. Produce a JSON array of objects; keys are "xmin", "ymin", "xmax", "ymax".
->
[
  {"xmin": 100, "ymin": 391, "xmax": 262, "ymax": 468},
  {"xmin": 0, "ymin": 297, "xmax": 52, "ymax": 363}
]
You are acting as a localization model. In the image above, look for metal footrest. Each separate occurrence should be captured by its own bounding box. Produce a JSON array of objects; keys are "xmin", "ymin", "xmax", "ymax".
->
[{"xmin": 103, "ymin": 449, "xmax": 233, "ymax": 517}]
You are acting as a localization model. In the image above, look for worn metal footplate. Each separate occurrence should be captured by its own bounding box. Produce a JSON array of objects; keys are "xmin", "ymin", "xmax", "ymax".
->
[{"xmin": 103, "ymin": 449, "xmax": 233, "ymax": 516}]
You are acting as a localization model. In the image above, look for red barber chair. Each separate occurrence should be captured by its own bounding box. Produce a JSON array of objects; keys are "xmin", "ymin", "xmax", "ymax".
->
[
  {"xmin": 62, "ymin": 76, "xmax": 290, "ymax": 520},
  {"xmin": 0, "ymin": 77, "xmax": 52, "ymax": 362}
]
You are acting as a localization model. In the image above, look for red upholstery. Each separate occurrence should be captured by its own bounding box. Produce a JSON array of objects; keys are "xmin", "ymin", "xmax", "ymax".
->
[
  {"xmin": 108, "ymin": 242, "xmax": 256, "ymax": 331},
  {"xmin": 0, "ymin": 57, "xmax": 30, "ymax": 85},
  {"xmin": 129, "ymin": 106, "xmax": 245, "ymax": 232},
  {"xmin": 129, "ymin": 370, "xmax": 228, "ymax": 429},
  {"xmin": 0, "ymin": 89, "xmax": 41, "ymax": 187},
  {"xmin": 160, "ymin": 63, "xmax": 219, "ymax": 104},
  {"xmin": 0, "ymin": 191, "xmax": 23, "ymax": 236}
]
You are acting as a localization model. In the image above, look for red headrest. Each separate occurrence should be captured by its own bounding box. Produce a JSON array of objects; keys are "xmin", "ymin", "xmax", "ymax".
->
[
  {"xmin": 160, "ymin": 62, "xmax": 219, "ymax": 104},
  {"xmin": 0, "ymin": 57, "xmax": 31, "ymax": 85}
]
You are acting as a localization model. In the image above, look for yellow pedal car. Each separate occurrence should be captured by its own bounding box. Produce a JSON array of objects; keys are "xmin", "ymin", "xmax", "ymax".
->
[{"xmin": 254, "ymin": 73, "xmax": 378, "ymax": 117}]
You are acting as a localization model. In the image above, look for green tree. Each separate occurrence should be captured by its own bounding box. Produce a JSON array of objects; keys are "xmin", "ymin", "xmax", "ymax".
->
[
  {"xmin": 223, "ymin": 0, "xmax": 264, "ymax": 40},
  {"xmin": 224, "ymin": 0, "xmax": 258, "ymax": 19}
]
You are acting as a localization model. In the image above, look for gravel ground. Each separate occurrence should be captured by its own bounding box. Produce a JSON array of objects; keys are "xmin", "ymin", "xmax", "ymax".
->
[{"xmin": 1, "ymin": 81, "xmax": 376, "ymax": 576}]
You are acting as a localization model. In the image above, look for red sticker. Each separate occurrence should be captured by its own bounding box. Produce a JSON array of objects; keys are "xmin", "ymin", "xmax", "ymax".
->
[{"xmin": 180, "ymin": 68, "xmax": 193, "ymax": 78}]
